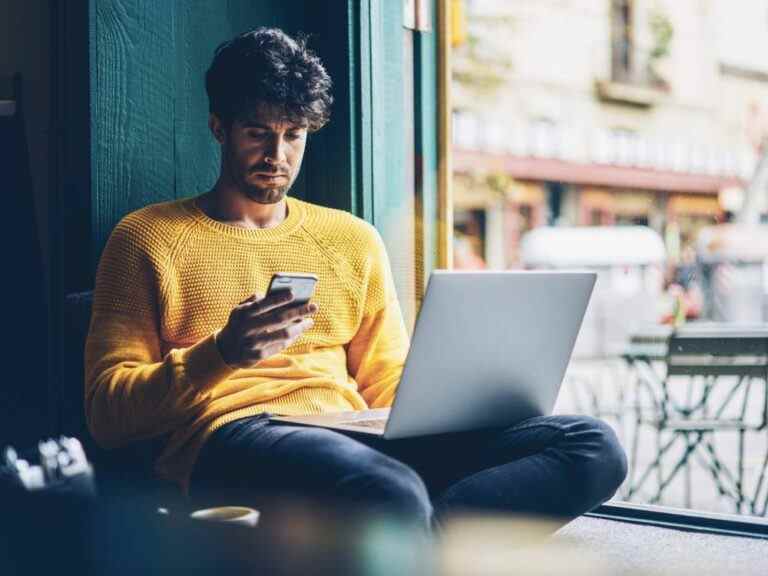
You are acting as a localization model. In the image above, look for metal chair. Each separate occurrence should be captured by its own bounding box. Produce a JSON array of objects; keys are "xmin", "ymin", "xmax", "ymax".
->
[{"xmin": 626, "ymin": 328, "xmax": 768, "ymax": 514}]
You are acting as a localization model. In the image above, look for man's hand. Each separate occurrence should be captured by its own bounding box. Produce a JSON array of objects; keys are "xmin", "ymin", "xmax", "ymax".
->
[{"xmin": 216, "ymin": 290, "xmax": 318, "ymax": 369}]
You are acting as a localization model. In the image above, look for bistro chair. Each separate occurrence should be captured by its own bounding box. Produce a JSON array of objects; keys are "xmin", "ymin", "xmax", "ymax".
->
[{"xmin": 625, "ymin": 328, "xmax": 768, "ymax": 514}]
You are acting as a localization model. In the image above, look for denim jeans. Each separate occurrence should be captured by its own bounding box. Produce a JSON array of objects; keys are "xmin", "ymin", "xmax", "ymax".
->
[{"xmin": 189, "ymin": 414, "xmax": 627, "ymax": 530}]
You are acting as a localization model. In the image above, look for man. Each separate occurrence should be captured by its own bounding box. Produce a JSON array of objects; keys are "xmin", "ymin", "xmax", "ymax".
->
[{"xmin": 86, "ymin": 28, "xmax": 626, "ymax": 529}]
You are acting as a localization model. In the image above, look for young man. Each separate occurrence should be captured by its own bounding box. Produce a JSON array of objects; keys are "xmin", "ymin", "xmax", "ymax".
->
[{"xmin": 86, "ymin": 28, "xmax": 626, "ymax": 529}]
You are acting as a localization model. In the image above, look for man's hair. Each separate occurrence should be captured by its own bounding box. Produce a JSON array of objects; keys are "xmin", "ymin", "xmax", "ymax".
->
[{"xmin": 205, "ymin": 28, "xmax": 332, "ymax": 131}]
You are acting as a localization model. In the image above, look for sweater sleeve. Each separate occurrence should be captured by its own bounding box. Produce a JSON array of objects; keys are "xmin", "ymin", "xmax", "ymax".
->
[
  {"xmin": 345, "ymin": 227, "xmax": 409, "ymax": 408},
  {"xmin": 84, "ymin": 216, "xmax": 235, "ymax": 449}
]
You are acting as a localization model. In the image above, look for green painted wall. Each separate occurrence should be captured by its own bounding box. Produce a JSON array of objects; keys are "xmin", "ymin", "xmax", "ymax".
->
[{"xmin": 368, "ymin": 0, "xmax": 417, "ymax": 326}]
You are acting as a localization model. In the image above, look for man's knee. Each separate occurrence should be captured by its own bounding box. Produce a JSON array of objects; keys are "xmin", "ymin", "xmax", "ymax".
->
[
  {"xmin": 565, "ymin": 416, "xmax": 628, "ymax": 509},
  {"xmin": 346, "ymin": 455, "xmax": 433, "ymax": 525}
]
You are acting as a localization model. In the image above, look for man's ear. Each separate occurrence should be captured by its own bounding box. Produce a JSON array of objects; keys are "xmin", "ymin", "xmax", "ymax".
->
[{"xmin": 209, "ymin": 113, "xmax": 226, "ymax": 144}]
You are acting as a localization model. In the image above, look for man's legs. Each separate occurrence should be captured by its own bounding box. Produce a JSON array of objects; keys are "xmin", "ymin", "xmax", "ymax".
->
[
  {"xmin": 189, "ymin": 414, "xmax": 626, "ymax": 529},
  {"xmin": 377, "ymin": 415, "xmax": 628, "ymax": 523},
  {"xmin": 189, "ymin": 414, "xmax": 433, "ymax": 528}
]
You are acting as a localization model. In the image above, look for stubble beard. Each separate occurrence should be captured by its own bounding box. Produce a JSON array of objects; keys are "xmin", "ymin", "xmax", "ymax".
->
[
  {"xmin": 229, "ymin": 152, "xmax": 293, "ymax": 205},
  {"xmin": 241, "ymin": 181, "xmax": 290, "ymax": 205}
]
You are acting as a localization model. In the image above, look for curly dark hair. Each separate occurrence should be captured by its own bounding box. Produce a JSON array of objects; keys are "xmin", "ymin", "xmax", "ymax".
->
[{"xmin": 205, "ymin": 28, "xmax": 333, "ymax": 131}]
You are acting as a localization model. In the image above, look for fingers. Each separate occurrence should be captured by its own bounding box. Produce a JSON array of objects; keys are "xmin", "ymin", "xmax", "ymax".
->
[
  {"xmin": 249, "ymin": 289, "xmax": 297, "ymax": 315},
  {"xmin": 240, "ymin": 318, "xmax": 314, "ymax": 363},
  {"xmin": 258, "ymin": 317, "xmax": 314, "ymax": 345},
  {"xmin": 243, "ymin": 301, "xmax": 318, "ymax": 333}
]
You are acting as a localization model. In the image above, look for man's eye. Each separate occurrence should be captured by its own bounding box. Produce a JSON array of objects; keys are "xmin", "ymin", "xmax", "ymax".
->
[
  {"xmin": 286, "ymin": 132, "xmax": 303, "ymax": 141},
  {"xmin": 246, "ymin": 131, "xmax": 266, "ymax": 139}
]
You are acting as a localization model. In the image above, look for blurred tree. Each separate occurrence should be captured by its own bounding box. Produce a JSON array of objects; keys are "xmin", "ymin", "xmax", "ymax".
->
[
  {"xmin": 647, "ymin": 7, "xmax": 674, "ymax": 87},
  {"xmin": 648, "ymin": 8, "xmax": 673, "ymax": 61}
]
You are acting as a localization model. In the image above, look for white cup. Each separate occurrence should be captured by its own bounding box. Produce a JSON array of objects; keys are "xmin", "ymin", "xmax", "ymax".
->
[{"xmin": 189, "ymin": 506, "xmax": 260, "ymax": 528}]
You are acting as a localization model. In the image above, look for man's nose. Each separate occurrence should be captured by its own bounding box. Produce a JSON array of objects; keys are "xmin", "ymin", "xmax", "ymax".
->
[{"xmin": 266, "ymin": 135, "xmax": 288, "ymax": 164}]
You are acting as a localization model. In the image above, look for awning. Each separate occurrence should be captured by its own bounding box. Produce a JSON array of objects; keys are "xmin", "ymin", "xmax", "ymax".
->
[{"xmin": 454, "ymin": 149, "xmax": 744, "ymax": 195}]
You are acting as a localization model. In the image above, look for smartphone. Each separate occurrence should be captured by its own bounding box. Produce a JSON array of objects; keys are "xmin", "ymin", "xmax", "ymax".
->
[{"xmin": 266, "ymin": 272, "xmax": 318, "ymax": 305}]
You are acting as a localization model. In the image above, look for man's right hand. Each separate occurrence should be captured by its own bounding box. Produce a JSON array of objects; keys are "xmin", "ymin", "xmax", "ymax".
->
[{"xmin": 216, "ymin": 290, "xmax": 318, "ymax": 369}]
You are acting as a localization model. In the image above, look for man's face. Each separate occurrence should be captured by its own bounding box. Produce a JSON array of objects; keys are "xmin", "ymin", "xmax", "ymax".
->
[{"xmin": 212, "ymin": 102, "xmax": 308, "ymax": 204}]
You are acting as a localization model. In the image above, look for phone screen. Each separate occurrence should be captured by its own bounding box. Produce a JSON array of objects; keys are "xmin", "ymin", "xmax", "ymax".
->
[{"xmin": 267, "ymin": 273, "xmax": 318, "ymax": 305}]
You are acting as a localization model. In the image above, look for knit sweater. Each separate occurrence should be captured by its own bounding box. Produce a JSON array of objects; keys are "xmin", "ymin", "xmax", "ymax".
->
[{"xmin": 84, "ymin": 196, "xmax": 409, "ymax": 491}]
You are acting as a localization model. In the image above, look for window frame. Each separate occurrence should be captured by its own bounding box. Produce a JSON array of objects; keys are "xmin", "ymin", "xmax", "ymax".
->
[{"xmin": 590, "ymin": 501, "xmax": 768, "ymax": 540}]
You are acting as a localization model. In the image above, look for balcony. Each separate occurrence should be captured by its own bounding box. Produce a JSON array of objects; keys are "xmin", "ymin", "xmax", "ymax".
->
[
  {"xmin": 595, "ymin": 62, "xmax": 670, "ymax": 108},
  {"xmin": 594, "ymin": 77, "xmax": 667, "ymax": 108}
]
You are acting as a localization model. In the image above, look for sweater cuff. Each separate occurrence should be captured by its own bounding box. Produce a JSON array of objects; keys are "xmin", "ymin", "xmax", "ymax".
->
[{"xmin": 181, "ymin": 331, "xmax": 235, "ymax": 391}]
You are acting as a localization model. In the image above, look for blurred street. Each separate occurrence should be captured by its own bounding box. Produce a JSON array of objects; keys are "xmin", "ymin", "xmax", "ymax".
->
[{"xmin": 453, "ymin": 0, "xmax": 768, "ymax": 519}]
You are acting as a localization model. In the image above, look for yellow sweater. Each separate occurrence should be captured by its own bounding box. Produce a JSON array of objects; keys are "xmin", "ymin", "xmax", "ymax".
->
[{"xmin": 85, "ymin": 196, "xmax": 409, "ymax": 491}]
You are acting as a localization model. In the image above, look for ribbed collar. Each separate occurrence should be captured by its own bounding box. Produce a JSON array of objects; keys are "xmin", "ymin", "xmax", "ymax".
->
[{"xmin": 182, "ymin": 195, "xmax": 306, "ymax": 242}]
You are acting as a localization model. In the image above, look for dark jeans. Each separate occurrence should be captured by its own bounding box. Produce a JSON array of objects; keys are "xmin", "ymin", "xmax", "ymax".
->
[{"xmin": 189, "ymin": 414, "xmax": 627, "ymax": 530}]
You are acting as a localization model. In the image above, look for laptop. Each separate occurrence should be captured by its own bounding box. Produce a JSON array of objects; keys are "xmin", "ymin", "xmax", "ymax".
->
[{"xmin": 270, "ymin": 270, "xmax": 596, "ymax": 437}]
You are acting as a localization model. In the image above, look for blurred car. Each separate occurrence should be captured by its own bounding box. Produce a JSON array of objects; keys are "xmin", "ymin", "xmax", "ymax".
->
[{"xmin": 521, "ymin": 226, "xmax": 666, "ymax": 358}]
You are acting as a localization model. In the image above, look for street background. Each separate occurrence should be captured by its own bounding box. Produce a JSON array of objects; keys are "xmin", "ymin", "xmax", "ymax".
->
[{"xmin": 451, "ymin": 0, "xmax": 768, "ymax": 516}]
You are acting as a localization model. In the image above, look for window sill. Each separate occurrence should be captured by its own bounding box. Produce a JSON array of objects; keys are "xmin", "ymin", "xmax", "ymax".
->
[{"xmin": 588, "ymin": 501, "xmax": 768, "ymax": 540}]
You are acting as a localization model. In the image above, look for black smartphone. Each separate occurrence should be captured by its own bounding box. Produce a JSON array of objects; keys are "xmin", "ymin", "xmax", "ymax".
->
[{"xmin": 266, "ymin": 272, "xmax": 318, "ymax": 305}]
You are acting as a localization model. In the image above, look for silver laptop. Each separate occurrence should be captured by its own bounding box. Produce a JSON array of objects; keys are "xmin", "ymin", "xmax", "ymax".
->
[{"xmin": 270, "ymin": 270, "xmax": 596, "ymax": 437}]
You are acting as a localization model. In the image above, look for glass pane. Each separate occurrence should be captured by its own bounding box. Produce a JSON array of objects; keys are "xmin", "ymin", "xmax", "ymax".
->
[{"xmin": 452, "ymin": 0, "xmax": 768, "ymax": 518}]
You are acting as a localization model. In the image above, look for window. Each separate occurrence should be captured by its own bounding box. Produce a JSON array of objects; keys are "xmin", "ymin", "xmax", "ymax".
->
[
  {"xmin": 451, "ymin": 0, "xmax": 768, "ymax": 524},
  {"xmin": 611, "ymin": 0, "xmax": 634, "ymax": 83}
]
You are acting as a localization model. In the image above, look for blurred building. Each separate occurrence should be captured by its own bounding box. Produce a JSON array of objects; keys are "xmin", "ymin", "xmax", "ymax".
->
[{"xmin": 452, "ymin": 0, "xmax": 768, "ymax": 268}]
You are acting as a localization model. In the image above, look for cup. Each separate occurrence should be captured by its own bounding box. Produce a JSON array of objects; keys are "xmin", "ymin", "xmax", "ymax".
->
[{"xmin": 189, "ymin": 506, "xmax": 260, "ymax": 528}]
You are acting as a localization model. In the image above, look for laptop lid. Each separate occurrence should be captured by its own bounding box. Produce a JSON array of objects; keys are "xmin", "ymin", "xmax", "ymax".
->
[{"xmin": 383, "ymin": 270, "xmax": 596, "ymax": 438}]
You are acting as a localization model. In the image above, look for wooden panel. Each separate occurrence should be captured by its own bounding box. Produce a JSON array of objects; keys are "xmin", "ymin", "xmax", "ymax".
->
[
  {"xmin": 301, "ymin": 0, "xmax": 356, "ymax": 212},
  {"xmin": 91, "ymin": 0, "xmax": 176, "ymax": 258},
  {"xmin": 368, "ymin": 0, "xmax": 417, "ymax": 329},
  {"xmin": 173, "ymin": 0, "xmax": 228, "ymax": 202},
  {"xmin": 413, "ymin": 0, "xmax": 439, "ymax": 300},
  {"xmin": 356, "ymin": 0, "xmax": 374, "ymax": 222}
]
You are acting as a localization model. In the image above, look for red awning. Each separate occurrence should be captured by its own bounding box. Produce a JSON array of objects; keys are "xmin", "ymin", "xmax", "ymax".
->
[{"xmin": 454, "ymin": 149, "xmax": 744, "ymax": 195}]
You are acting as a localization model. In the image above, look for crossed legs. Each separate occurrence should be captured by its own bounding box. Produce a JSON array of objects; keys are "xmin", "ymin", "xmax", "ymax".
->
[{"xmin": 190, "ymin": 414, "xmax": 627, "ymax": 531}]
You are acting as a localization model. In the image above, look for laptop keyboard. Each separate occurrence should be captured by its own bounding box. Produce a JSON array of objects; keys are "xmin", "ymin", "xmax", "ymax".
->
[{"xmin": 339, "ymin": 418, "xmax": 387, "ymax": 430}]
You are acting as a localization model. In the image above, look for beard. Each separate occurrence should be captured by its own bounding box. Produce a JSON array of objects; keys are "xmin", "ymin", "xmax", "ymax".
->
[
  {"xmin": 240, "ymin": 179, "xmax": 290, "ymax": 204},
  {"xmin": 228, "ymin": 154, "xmax": 294, "ymax": 205}
]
